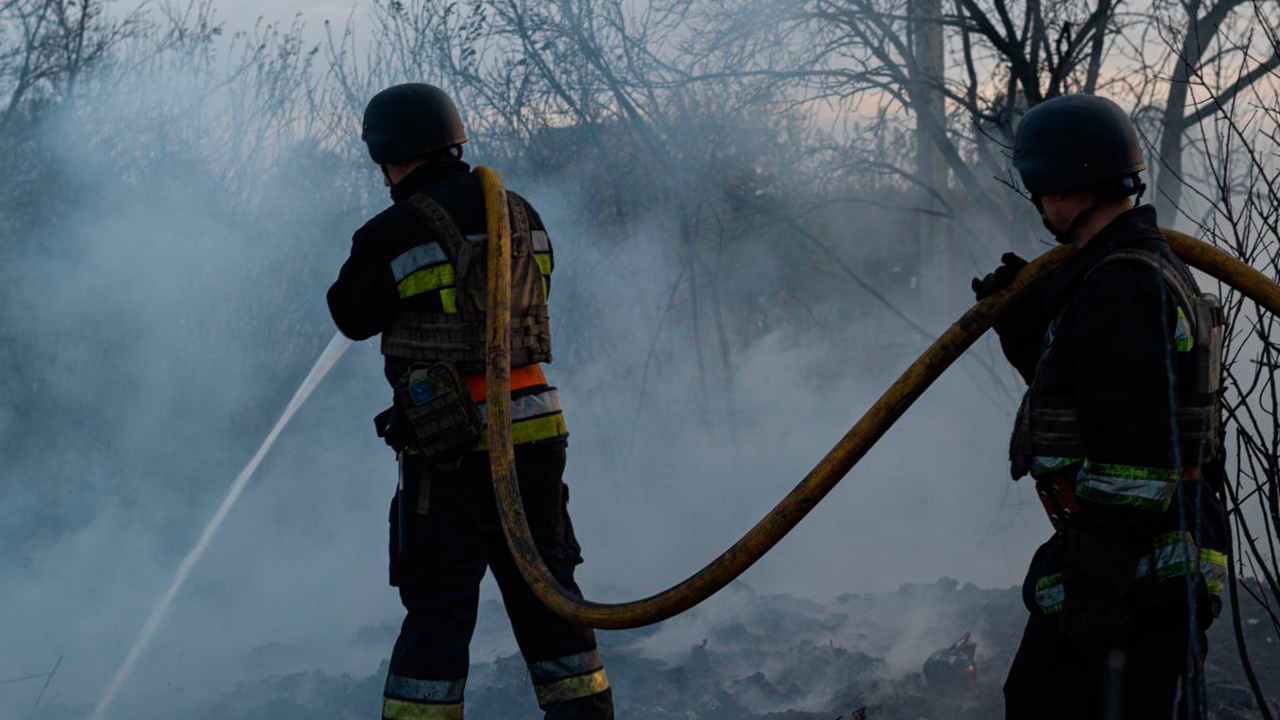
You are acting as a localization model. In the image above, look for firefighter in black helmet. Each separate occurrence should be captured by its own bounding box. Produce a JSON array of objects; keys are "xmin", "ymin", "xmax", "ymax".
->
[
  {"xmin": 972, "ymin": 94, "xmax": 1229, "ymax": 719},
  {"xmin": 327, "ymin": 83, "xmax": 614, "ymax": 720}
]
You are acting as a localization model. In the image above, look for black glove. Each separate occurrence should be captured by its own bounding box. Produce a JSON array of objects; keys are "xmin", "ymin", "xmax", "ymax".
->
[
  {"xmin": 971, "ymin": 252, "xmax": 1029, "ymax": 300},
  {"xmin": 1059, "ymin": 528, "xmax": 1146, "ymax": 647},
  {"xmin": 972, "ymin": 253, "xmax": 1047, "ymax": 383}
]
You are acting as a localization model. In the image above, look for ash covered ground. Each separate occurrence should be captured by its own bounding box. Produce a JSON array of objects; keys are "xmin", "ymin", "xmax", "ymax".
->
[{"xmin": 26, "ymin": 578, "xmax": 1278, "ymax": 720}]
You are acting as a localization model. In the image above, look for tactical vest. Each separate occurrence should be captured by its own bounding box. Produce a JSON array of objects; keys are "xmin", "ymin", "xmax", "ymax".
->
[
  {"xmin": 380, "ymin": 189, "xmax": 553, "ymax": 374},
  {"xmin": 1011, "ymin": 248, "xmax": 1225, "ymax": 480}
]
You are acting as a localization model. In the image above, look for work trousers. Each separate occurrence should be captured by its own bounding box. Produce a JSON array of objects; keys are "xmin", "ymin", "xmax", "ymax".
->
[
  {"xmin": 1005, "ymin": 537, "xmax": 1211, "ymax": 720},
  {"xmin": 383, "ymin": 440, "xmax": 613, "ymax": 720}
]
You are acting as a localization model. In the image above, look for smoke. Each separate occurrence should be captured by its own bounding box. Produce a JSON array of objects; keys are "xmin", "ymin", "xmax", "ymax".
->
[
  {"xmin": 0, "ymin": 4, "xmax": 1053, "ymax": 719},
  {"xmin": 88, "ymin": 333, "xmax": 351, "ymax": 720}
]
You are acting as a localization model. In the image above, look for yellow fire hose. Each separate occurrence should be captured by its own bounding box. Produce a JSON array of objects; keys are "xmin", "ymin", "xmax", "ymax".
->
[{"xmin": 475, "ymin": 166, "xmax": 1280, "ymax": 630}]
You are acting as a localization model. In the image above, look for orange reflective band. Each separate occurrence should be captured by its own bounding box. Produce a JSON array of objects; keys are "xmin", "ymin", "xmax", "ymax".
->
[{"xmin": 466, "ymin": 363, "xmax": 547, "ymax": 403}]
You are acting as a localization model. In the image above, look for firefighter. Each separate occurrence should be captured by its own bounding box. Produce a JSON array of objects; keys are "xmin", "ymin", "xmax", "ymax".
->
[
  {"xmin": 971, "ymin": 94, "xmax": 1229, "ymax": 719},
  {"xmin": 327, "ymin": 83, "xmax": 614, "ymax": 720}
]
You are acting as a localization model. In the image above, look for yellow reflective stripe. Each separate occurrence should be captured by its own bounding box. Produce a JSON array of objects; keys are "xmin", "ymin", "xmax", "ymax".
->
[
  {"xmin": 535, "ymin": 252, "xmax": 552, "ymax": 275},
  {"xmin": 398, "ymin": 265, "xmax": 456, "ymax": 299},
  {"xmin": 1175, "ymin": 307, "xmax": 1194, "ymax": 352},
  {"xmin": 1077, "ymin": 461, "xmax": 1177, "ymax": 511},
  {"xmin": 513, "ymin": 413, "xmax": 567, "ymax": 444},
  {"xmin": 382, "ymin": 697, "xmax": 463, "ymax": 720},
  {"xmin": 1082, "ymin": 462, "xmax": 1177, "ymax": 481},
  {"xmin": 533, "ymin": 668, "xmax": 610, "ymax": 705},
  {"xmin": 475, "ymin": 413, "xmax": 567, "ymax": 450},
  {"xmin": 1132, "ymin": 532, "xmax": 1229, "ymax": 597},
  {"xmin": 440, "ymin": 288, "xmax": 458, "ymax": 313}
]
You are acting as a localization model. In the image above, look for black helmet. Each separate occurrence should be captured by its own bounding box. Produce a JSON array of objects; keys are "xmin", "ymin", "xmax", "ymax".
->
[
  {"xmin": 362, "ymin": 83, "xmax": 467, "ymax": 164},
  {"xmin": 1014, "ymin": 94, "xmax": 1146, "ymax": 197}
]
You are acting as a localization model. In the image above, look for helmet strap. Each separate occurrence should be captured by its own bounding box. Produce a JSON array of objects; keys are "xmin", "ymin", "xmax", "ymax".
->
[
  {"xmin": 1056, "ymin": 201, "xmax": 1102, "ymax": 245},
  {"xmin": 1032, "ymin": 194, "xmax": 1097, "ymax": 244},
  {"xmin": 1036, "ymin": 174, "xmax": 1146, "ymax": 244}
]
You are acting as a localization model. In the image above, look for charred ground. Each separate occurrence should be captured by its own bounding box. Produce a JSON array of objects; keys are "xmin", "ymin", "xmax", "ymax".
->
[{"xmin": 25, "ymin": 578, "xmax": 1278, "ymax": 720}]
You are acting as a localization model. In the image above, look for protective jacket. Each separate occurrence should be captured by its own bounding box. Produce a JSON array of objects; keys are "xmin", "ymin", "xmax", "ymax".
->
[
  {"xmin": 327, "ymin": 160, "xmax": 612, "ymax": 719},
  {"xmin": 996, "ymin": 206, "xmax": 1229, "ymax": 616},
  {"xmin": 327, "ymin": 160, "xmax": 567, "ymax": 450}
]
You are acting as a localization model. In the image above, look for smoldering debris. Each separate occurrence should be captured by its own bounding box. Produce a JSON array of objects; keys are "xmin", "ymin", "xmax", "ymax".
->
[
  {"xmin": 923, "ymin": 631, "xmax": 977, "ymax": 696},
  {"xmin": 25, "ymin": 578, "xmax": 1280, "ymax": 720}
]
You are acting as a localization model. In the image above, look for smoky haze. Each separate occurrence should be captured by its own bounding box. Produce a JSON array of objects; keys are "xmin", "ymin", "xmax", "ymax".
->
[{"xmin": 11, "ymin": 0, "xmax": 1265, "ymax": 717}]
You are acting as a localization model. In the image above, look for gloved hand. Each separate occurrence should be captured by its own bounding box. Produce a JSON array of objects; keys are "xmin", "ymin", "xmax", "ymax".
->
[
  {"xmin": 973, "ymin": 252, "xmax": 1046, "ymax": 383},
  {"xmin": 971, "ymin": 252, "xmax": 1029, "ymax": 300},
  {"xmin": 1059, "ymin": 528, "xmax": 1147, "ymax": 647}
]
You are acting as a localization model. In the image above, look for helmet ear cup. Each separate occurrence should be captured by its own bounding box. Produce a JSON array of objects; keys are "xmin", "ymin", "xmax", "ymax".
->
[
  {"xmin": 362, "ymin": 83, "xmax": 468, "ymax": 165},
  {"xmin": 1013, "ymin": 95, "xmax": 1147, "ymax": 197}
]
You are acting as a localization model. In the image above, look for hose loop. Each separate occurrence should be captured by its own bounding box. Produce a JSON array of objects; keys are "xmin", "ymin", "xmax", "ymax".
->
[{"xmin": 479, "ymin": 165, "xmax": 1280, "ymax": 629}]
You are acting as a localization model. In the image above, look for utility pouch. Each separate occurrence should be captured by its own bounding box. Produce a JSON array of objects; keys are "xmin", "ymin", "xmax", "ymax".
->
[
  {"xmin": 394, "ymin": 361, "xmax": 484, "ymax": 461},
  {"xmin": 1180, "ymin": 292, "xmax": 1225, "ymax": 464}
]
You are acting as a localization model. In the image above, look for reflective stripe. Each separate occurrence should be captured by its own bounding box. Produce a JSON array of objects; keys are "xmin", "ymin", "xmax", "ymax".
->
[
  {"xmin": 477, "ymin": 389, "xmax": 562, "ymax": 424},
  {"xmin": 1133, "ymin": 532, "xmax": 1228, "ymax": 598},
  {"xmin": 398, "ymin": 265, "xmax": 457, "ymax": 299},
  {"xmin": 391, "ymin": 244, "xmax": 449, "ymax": 282},
  {"xmin": 1030, "ymin": 456, "xmax": 1082, "ymax": 477},
  {"xmin": 512, "ymin": 413, "xmax": 568, "ymax": 444},
  {"xmin": 528, "ymin": 650, "xmax": 604, "ymax": 683},
  {"xmin": 1201, "ymin": 548, "xmax": 1228, "ymax": 597},
  {"xmin": 1038, "ymin": 535, "xmax": 1228, "ymax": 616},
  {"xmin": 475, "ymin": 412, "xmax": 568, "ymax": 449},
  {"xmin": 464, "ymin": 233, "xmax": 487, "ymax": 242},
  {"xmin": 1077, "ymin": 461, "xmax": 1177, "ymax": 511},
  {"xmin": 535, "ymin": 252, "xmax": 552, "ymax": 276},
  {"xmin": 1134, "ymin": 532, "xmax": 1199, "ymax": 582},
  {"xmin": 382, "ymin": 697, "xmax": 463, "ymax": 720},
  {"xmin": 1175, "ymin": 307, "xmax": 1194, "ymax": 352},
  {"xmin": 533, "ymin": 668, "xmax": 610, "ymax": 705},
  {"xmin": 1035, "ymin": 573, "xmax": 1065, "ymax": 615},
  {"xmin": 531, "ymin": 230, "xmax": 550, "ymax": 252},
  {"xmin": 471, "ymin": 388, "xmax": 568, "ymax": 448},
  {"xmin": 440, "ymin": 288, "xmax": 458, "ymax": 313},
  {"xmin": 384, "ymin": 674, "xmax": 465, "ymax": 703}
]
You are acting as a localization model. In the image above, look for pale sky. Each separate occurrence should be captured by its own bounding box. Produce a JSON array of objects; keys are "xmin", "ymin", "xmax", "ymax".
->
[{"xmin": 198, "ymin": 0, "xmax": 366, "ymax": 38}]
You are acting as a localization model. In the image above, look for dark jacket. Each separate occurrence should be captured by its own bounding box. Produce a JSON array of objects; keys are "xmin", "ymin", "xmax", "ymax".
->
[
  {"xmin": 326, "ymin": 160, "xmax": 555, "ymax": 386},
  {"xmin": 998, "ymin": 206, "xmax": 1228, "ymax": 608}
]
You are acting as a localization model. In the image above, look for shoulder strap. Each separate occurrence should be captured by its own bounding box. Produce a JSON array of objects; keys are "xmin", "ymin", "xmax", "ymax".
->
[
  {"xmin": 1087, "ymin": 248, "xmax": 1199, "ymax": 332},
  {"xmin": 507, "ymin": 191, "xmax": 532, "ymax": 259},
  {"xmin": 399, "ymin": 191, "xmax": 472, "ymax": 279}
]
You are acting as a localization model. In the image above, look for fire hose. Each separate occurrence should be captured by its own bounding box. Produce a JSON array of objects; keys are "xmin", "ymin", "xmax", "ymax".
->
[{"xmin": 475, "ymin": 166, "xmax": 1280, "ymax": 630}]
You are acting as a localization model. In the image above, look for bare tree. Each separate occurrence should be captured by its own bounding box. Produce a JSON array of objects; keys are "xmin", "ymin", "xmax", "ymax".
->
[
  {"xmin": 1148, "ymin": 0, "xmax": 1280, "ymax": 221},
  {"xmin": 1176, "ymin": 11, "xmax": 1280, "ymax": 713}
]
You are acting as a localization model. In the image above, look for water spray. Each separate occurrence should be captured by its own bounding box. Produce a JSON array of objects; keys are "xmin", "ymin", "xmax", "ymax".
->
[{"xmin": 88, "ymin": 332, "xmax": 352, "ymax": 720}]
